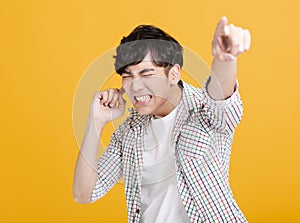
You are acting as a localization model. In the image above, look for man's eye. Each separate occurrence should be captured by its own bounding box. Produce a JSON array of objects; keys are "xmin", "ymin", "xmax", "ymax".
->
[
  {"xmin": 143, "ymin": 73, "xmax": 154, "ymax": 77},
  {"xmin": 122, "ymin": 75, "xmax": 130, "ymax": 79}
]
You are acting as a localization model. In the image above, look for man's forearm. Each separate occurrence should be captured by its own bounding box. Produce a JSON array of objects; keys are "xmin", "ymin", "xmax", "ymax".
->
[
  {"xmin": 207, "ymin": 58, "xmax": 237, "ymax": 100},
  {"xmin": 80, "ymin": 119, "xmax": 105, "ymax": 167},
  {"xmin": 209, "ymin": 17, "xmax": 250, "ymax": 100},
  {"xmin": 73, "ymin": 119, "xmax": 105, "ymax": 203}
]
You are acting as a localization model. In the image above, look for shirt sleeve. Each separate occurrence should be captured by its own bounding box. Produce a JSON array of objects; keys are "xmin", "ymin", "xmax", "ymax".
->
[
  {"xmin": 201, "ymin": 76, "xmax": 244, "ymax": 135},
  {"xmin": 90, "ymin": 122, "xmax": 126, "ymax": 202}
]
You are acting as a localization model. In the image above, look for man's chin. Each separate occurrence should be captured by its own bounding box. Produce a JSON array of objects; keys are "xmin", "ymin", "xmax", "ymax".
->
[{"xmin": 134, "ymin": 106, "xmax": 153, "ymax": 116}]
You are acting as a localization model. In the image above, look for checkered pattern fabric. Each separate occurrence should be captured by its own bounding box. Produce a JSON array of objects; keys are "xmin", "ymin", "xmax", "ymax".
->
[{"xmin": 91, "ymin": 77, "xmax": 247, "ymax": 223}]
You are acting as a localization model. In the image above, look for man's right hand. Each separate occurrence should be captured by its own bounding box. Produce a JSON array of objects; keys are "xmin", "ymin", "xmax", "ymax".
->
[{"xmin": 88, "ymin": 88, "xmax": 126, "ymax": 125}]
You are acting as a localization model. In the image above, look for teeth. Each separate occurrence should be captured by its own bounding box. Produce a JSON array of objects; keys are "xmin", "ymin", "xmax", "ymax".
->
[{"xmin": 135, "ymin": 95, "xmax": 151, "ymax": 102}]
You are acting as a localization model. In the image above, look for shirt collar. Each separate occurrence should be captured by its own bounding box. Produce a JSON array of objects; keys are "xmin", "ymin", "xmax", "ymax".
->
[
  {"xmin": 180, "ymin": 79, "xmax": 203, "ymax": 112},
  {"xmin": 127, "ymin": 108, "xmax": 152, "ymax": 129}
]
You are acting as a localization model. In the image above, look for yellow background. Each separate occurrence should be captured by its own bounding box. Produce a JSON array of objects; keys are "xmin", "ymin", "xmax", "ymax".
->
[{"xmin": 1, "ymin": 0, "xmax": 300, "ymax": 222}]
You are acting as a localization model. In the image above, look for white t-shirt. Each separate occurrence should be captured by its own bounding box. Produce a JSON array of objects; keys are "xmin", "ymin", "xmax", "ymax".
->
[{"xmin": 141, "ymin": 107, "xmax": 190, "ymax": 223}]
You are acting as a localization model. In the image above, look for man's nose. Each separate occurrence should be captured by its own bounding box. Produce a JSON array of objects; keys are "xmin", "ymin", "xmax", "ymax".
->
[{"xmin": 131, "ymin": 77, "xmax": 144, "ymax": 92}]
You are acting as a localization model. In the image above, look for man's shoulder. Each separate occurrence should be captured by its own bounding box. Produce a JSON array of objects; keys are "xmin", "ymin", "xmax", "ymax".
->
[{"xmin": 181, "ymin": 80, "xmax": 205, "ymax": 111}]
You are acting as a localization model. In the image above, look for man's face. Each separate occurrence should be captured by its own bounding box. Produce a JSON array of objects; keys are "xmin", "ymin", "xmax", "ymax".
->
[{"xmin": 121, "ymin": 53, "xmax": 176, "ymax": 117}]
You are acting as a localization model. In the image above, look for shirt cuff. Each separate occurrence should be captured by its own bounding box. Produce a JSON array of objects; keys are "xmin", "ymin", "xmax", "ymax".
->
[{"xmin": 202, "ymin": 76, "xmax": 241, "ymax": 110}]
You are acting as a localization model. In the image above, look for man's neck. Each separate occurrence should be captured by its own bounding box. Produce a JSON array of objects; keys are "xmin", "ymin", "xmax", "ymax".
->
[{"xmin": 153, "ymin": 85, "xmax": 183, "ymax": 118}]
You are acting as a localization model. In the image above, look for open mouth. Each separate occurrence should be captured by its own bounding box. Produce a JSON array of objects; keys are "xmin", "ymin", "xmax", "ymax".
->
[{"xmin": 134, "ymin": 94, "xmax": 153, "ymax": 103}]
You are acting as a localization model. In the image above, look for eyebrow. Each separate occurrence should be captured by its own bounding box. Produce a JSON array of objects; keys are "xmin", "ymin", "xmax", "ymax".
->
[{"xmin": 123, "ymin": 68, "xmax": 155, "ymax": 75}]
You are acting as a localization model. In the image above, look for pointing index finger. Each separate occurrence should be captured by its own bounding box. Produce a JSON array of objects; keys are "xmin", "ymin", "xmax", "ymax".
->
[{"xmin": 215, "ymin": 16, "xmax": 229, "ymax": 36}]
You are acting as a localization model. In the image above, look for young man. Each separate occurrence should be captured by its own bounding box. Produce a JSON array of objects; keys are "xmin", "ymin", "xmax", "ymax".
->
[{"xmin": 73, "ymin": 17, "xmax": 251, "ymax": 223}]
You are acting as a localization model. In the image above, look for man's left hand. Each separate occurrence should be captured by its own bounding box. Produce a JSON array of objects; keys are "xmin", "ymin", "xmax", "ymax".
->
[{"xmin": 212, "ymin": 16, "xmax": 251, "ymax": 61}]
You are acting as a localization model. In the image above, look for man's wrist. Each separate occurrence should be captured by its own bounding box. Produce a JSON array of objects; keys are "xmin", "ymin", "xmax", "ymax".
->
[{"xmin": 86, "ymin": 117, "xmax": 107, "ymax": 135}]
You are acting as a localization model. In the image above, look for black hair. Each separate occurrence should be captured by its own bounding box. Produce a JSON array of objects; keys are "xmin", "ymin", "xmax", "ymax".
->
[{"xmin": 114, "ymin": 25, "xmax": 183, "ymax": 75}]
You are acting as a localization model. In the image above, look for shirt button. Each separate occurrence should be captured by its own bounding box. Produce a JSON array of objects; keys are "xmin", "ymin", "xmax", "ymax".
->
[{"xmin": 136, "ymin": 209, "xmax": 140, "ymax": 214}]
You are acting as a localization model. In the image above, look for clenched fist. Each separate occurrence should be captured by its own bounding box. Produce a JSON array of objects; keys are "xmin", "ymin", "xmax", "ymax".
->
[{"xmin": 88, "ymin": 88, "xmax": 126, "ymax": 125}]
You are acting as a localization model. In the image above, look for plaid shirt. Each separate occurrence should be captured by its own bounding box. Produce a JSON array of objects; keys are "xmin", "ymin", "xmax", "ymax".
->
[{"xmin": 91, "ymin": 78, "xmax": 248, "ymax": 223}]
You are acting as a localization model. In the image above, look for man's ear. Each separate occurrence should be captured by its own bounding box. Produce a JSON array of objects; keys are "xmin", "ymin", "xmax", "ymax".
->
[{"xmin": 168, "ymin": 64, "xmax": 181, "ymax": 84}]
